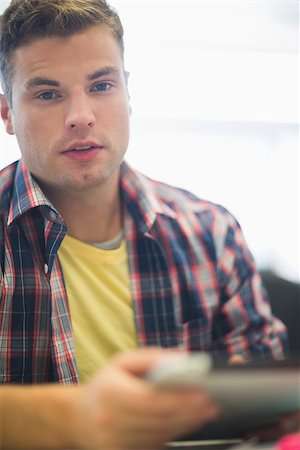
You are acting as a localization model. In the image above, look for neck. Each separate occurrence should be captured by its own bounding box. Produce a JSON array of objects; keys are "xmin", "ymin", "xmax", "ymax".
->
[{"xmin": 41, "ymin": 177, "xmax": 122, "ymax": 244}]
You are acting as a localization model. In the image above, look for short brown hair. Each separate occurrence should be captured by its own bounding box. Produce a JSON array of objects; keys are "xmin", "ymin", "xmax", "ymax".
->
[{"xmin": 0, "ymin": 0, "xmax": 124, "ymax": 107}]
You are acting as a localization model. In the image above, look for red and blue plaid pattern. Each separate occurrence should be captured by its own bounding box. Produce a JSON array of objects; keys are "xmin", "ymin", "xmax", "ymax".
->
[{"xmin": 0, "ymin": 160, "xmax": 287, "ymax": 383}]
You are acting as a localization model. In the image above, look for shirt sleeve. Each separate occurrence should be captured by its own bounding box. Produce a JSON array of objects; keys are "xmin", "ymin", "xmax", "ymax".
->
[{"xmin": 211, "ymin": 208, "xmax": 288, "ymax": 361}]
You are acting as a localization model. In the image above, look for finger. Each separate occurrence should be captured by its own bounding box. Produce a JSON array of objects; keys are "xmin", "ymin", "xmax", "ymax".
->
[
  {"xmin": 107, "ymin": 378, "xmax": 216, "ymax": 420},
  {"xmin": 112, "ymin": 392, "xmax": 220, "ymax": 434},
  {"xmin": 126, "ymin": 400, "xmax": 218, "ymax": 431},
  {"xmin": 111, "ymin": 347, "xmax": 187, "ymax": 377},
  {"xmin": 94, "ymin": 359, "xmax": 213, "ymax": 417},
  {"xmin": 106, "ymin": 404, "xmax": 220, "ymax": 450}
]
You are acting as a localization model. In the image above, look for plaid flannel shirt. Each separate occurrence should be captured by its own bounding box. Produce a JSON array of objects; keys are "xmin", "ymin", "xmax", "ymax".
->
[{"xmin": 0, "ymin": 159, "xmax": 287, "ymax": 384}]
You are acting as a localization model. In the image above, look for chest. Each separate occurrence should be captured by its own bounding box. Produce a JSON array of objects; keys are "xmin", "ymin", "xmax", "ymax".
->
[{"xmin": 0, "ymin": 220, "xmax": 219, "ymax": 383}]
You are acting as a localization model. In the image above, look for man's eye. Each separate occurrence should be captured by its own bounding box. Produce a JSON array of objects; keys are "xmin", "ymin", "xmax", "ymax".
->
[
  {"xmin": 92, "ymin": 82, "xmax": 111, "ymax": 92},
  {"xmin": 38, "ymin": 91, "xmax": 58, "ymax": 101}
]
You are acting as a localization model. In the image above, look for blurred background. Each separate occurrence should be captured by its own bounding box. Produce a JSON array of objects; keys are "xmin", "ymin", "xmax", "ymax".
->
[{"xmin": 0, "ymin": 1, "xmax": 299, "ymax": 282}]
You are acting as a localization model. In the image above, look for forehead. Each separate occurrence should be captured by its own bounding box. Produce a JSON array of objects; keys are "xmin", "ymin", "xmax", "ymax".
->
[{"xmin": 10, "ymin": 25, "xmax": 123, "ymax": 82}]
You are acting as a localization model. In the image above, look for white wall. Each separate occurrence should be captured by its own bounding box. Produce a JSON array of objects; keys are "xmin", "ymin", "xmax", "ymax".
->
[{"xmin": 0, "ymin": 1, "xmax": 299, "ymax": 282}]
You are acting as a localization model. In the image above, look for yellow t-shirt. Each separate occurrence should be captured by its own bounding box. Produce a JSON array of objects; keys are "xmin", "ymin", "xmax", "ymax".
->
[{"xmin": 58, "ymin": 235, "xmax": 137, "ymax": 383}]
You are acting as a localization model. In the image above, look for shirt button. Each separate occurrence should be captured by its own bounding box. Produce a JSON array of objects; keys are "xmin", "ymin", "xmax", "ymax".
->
[
  {"xmin": 44, "ymin": 263, "xmax": 49, "ymax": 274},
  {"xmin": 48, "ymin": 210, "xmax": 56, "ymax": 221}
]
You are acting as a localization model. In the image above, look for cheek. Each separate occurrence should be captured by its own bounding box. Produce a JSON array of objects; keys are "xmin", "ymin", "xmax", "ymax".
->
[
  {"xmin": 116, "ymin": 117, "xmax": 130, "ymax": 153},
  {"xmin": 12, "ymin": 107, "xmax": 37, "ymax": 138},
  {"xmin": 111, "ymin": 101, "xmax": 130, "ymax": 140},
  {"xmin": 14, "ymin": 121, "xmax": 37, "ymax": 149},
  {"xmin": 12, "ymin": 115, "xmax": 44, "ymax": 163}
]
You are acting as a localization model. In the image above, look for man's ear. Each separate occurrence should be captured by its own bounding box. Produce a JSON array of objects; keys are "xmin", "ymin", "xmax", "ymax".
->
[{"xmin": 0, "ymin": 93, "xmax": 14, "ymax": 135}]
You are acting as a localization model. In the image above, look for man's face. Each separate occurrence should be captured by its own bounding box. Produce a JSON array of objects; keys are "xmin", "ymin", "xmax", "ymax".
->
[{"xmin": 0, "ymin": 25, "xmax": 130, "ymax": 195}]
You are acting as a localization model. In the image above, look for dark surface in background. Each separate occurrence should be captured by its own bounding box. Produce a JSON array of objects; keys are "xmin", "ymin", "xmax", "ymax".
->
[{"xmin": 260, "ymin": 271, "xmax": 300, "ymax": 357}]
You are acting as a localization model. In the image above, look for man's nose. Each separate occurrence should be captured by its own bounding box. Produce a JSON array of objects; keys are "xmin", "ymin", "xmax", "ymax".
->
[{"xmin": 65, "ymin": 93, "xmax": 95, "ymax": 130}]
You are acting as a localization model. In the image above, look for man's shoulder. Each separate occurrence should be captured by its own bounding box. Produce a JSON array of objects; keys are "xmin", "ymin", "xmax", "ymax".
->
[
  {"xmin": 0, "ymin": 161, "xmax": 19, "ymax": 219},
  {"xmin": 136, "ymin": 174, "xmax": 243, "ymax": 252},
  {"xmin": 125, "ymin": 163, "xmax": 239, "ymax": 233},
  {"xmin": 0, "ymin": 160, "xmax": 19, "ymax": 196},
  {"xmin": 143, "ymin": 173, "xmax": 230, "ymax": 222}
]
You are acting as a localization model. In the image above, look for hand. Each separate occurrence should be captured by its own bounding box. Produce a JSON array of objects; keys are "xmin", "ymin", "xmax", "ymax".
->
[{"xmin": 72, "ymin": 348, "xmax": 220, "ymax": 450}]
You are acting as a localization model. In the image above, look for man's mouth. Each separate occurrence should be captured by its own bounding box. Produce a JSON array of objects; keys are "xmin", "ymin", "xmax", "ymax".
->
[
  {"xmin": 63, "ymin": 140, "xmax": 102, "ymax": 152},
  {"xmin": 62, "ymin": 144, "xmax": 103, "ymax": 161},
  {"xmin": 65, "ymin": 145, "xmax": 98, "ymax": 152},
  {"xmin": 72, "ymin": 145, "xmax": 95, "ymax": 151}
]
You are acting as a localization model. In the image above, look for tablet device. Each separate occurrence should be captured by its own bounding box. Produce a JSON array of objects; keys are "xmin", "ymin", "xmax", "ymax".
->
[{"xmin": 146, "ymin": 353, "xmax": 300, "ymax": 439}]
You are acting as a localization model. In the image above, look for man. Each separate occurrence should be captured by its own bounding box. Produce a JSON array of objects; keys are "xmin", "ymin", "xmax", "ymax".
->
[{"xmin": 0, "ymin": 0, "xmax": 287, "ymax": 448}]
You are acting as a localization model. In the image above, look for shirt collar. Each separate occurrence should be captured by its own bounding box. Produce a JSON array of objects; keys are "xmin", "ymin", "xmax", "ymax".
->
[
  {"xmin": 120, "ymin": 161, "xmax": 176, "ymax": 234},
  {"xmin": 7, "ymin": 160, "xmax": 57, "ymax": 227},
  {"xmin": 7, "ymin": 159, "xmax": 176, "ymax": 232}
]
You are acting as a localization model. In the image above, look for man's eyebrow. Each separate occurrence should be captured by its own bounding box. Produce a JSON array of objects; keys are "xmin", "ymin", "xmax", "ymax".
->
[
  {"xmin": 87, "ymin": 67, "xmax": 119, "ymax": 81},
  {"xmin": 25, "ymin": 67, "xmax": 119, "ymax": 89},
  {"xmin": 25, "ymin": 77, "xmax": 60, "ymax": 89}
]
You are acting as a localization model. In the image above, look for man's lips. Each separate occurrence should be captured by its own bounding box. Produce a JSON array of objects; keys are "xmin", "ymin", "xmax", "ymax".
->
[
  {"xmin": 63, "ymin": 141, "xmax": 102, "ymax": 152},
  {"xmin": 62, "ymin": 144, "xmax": 103, "ymax": 161}
]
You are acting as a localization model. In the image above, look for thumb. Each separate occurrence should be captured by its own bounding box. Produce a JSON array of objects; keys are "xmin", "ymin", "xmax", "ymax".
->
[{"xmin": 111, "ymin": 347, "xmax": 186, "ymax": 377}]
